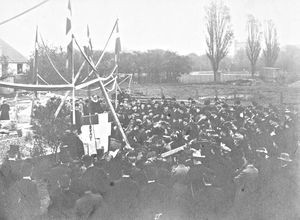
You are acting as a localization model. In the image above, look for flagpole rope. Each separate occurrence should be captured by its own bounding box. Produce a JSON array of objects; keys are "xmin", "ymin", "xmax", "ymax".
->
[
  {"xmin": 79, "ymin": 19, "xmax": 118, "ymax": 83},
  {"xmin": 73, "ymin": 35, "xmax": 118, "ymax": 82},
  {"xmin": 40, "ymin": 34, "xmax": 71, "ymax": 84},
  {"xmin": 75, "ymin": 65, "xmax": 117, "ymax": 90},
  {"xmin": 0, "ymin": 0, "xmax": 51, "ymax": 26}
]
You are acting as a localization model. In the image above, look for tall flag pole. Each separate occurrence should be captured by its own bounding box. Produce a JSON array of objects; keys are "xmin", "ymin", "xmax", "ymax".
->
[
  {"xmin": 66, "ymin": 0, "xmax": 75, "ymax": 124},
  {"xmin": 33, "ymin": 25, "xmax": 39, "ymax": 98},
  {"xmin": 114, "ymin": 19, "xmax": 121, "ymax": 64},
  {"xmin": 31, "ymin": 25, "xmax": 39, "ymax": 119},
  {"xmin": 114, "ymin": 19, "xmax": 121, "ymax": 109}
]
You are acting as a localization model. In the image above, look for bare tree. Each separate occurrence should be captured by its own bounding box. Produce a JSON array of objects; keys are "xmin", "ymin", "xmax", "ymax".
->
[
  {"xmin": 205, "ymin": 1, "xmax": 233, "ymax": 82},
  {"xmin": 246, "ymin": 15, "xmax": 262, "ymax": 77},
  {"xmin": 263, "ymin": 20, "xmax": 280, "ymax": 67}
]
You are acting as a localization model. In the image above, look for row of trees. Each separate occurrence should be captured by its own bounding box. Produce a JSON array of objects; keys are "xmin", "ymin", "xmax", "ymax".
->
[
  {"xmin": 29, "ymin": 1, "xmax": 297, "ymax": 84},
  {"xmin": 30, "ymin": 48, "xmax": 192, "ymax": 84},
  {"xmin": 205, "ymin": 1, "xmax": 280, "ymax": 80}
]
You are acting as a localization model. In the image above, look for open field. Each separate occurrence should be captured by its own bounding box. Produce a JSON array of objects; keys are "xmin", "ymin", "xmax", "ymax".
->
[{"xmin": 130, "ymin": 82, "xmax": 300, "ymax": 106}]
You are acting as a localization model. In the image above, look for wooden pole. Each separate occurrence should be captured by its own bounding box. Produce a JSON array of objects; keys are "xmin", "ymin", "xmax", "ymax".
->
[
  {"xmin": 115, "ymin": 77, "xmax": 118, "ymax": 109},
  {"xmin": 71, "ymin": 36, "xmax": 76, "ymax": 125},
  {"xmin": 73, "ymin": 37, "xmax": 132, "ymax": 150},
  {"xmin": 96, "ymin": 73, "xmax": 132, "ymax": 150}
]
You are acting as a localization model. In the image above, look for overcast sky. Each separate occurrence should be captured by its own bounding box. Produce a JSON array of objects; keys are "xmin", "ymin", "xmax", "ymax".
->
[{"xmin": 0, "ymin": 0, "xmax": 299, "ymax": 58}]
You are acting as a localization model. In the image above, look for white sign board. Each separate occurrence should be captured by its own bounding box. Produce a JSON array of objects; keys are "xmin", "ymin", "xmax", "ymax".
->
[{"xmin": 79, "ymin": 113, "xmax": 111, "ymax": 155}]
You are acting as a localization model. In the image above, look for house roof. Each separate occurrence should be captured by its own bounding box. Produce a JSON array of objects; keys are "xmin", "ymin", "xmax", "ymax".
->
[{"xmin": 0, "ymin": 38, "xmax": 27, "ymax": 63}]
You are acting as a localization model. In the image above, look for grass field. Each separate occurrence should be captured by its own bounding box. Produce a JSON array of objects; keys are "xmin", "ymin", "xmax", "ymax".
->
[{"xmin": 130, "ymin": 82, "xmax": 300, "ymax": 106}]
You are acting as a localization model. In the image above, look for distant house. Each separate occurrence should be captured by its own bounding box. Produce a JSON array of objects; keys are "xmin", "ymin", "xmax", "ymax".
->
[
  {"xmin": 0, "ymin": 38, "xmax": 29, "ymax": 94},
  {"xmin": 0, "ymin": 38, "xmax": 28, "ymax": 77}
]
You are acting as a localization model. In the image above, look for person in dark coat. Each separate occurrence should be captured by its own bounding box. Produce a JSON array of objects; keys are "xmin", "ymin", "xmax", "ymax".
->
[
  {"xmin": 90, "ymin": 95, "xmax": 104, "ymax": 114},
  {"xmin": 0, "ymin": 145, "xmax": 22, "ymax": 187},
  {"xmin": 45, "ymin": 154, "xmax": 72, "ymax": 197},
  {"xmin": 48, "ymin": 174, "xmax": 79, "ymax": 219},
  {"xmin": 74, "ymin": 190, "xmax": 110, "ymax": 220},
  {"xmin": 61, "ymin": 130, "xmax": 85, "ymax": 160},
  {"xmin": 0, "ymin": 100, "xmax": 10, "ymax": 120},
  {"xmin": 7, "ymin": 161, "xmax": 41, "ymax": 220},
  {"xmin": 81, "ymin": 155, "xmax": 111, "ymax": 197},
  {"xmin": 72, "ymin": 103, "xmax": 83, "ymax": 134},
  {"xmin": 138, "ymin": 179, "xmax": 172, "ymax": 220},
  {"xmin": 106, "ymin": 169, "xmax": 140, "ymax": 220}
]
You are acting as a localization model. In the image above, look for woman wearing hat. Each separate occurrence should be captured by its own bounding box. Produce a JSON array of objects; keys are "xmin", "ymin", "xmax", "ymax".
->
[{"xmin": 0, "ymin": 100, "xmax": 10, "ymax": 120}]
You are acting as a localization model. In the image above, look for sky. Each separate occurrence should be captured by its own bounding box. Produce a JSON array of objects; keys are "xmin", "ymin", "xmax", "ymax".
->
[{"xmin": 0, "ymin": 0, "xmax": 299, "ymax": 58}]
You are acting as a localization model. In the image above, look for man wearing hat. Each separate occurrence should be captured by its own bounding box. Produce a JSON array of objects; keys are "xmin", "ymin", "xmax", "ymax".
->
[
  {"xmin": 0, "ymin": 145, "xmax": 21, "ymax": 187},
  {"xmin": 74, "ymin": 190, "xmax": 109, "ymax": 220},
  {"xmin": 46, "ymin": 152, "xmax": 72, "ymax": 197},
  {"xmin": 0, "ymin": 99, "xmax": 10, "ymax": 120},
  {"xmin": 138, "ymin": 164, "xmax": 172, "ymax": 220},
  {"xmin": 81, "ymin": 155, "xmax": 111, "ymax": 197},
  {"xmin": 7, "ymin": 161, "xmax": 41, "ymax": 220},
  {"xmin": 106, "ymin": 168, "xmax": 140, "ymax": 220},
  {"xmin": 48, "ymin": 174, "xmax": 79, "ymax": 219}
]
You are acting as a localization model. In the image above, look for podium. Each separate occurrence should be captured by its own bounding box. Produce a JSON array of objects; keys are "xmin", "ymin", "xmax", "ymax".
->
[{"xmin": 79, "ymin": 113, "xmax": 111, "ymax": 155}]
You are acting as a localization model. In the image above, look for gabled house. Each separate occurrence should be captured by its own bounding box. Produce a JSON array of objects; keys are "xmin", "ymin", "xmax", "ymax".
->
[{"xmin": 0, "ymin": 38, "xmax": 28, "ymax": 77}]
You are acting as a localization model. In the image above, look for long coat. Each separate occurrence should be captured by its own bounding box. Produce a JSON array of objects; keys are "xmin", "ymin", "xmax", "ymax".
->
[{"xmin": 0, "ymin": 103, "xmax": 10, "ymax": 120}]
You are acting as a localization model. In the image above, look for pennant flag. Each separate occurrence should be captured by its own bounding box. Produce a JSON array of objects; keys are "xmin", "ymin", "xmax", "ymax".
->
[
  {"xmin": 87, "ymin": 25, "xmax": 93, "ymax": 54},
  {"xmin": 84, "ymin": 25, "xmax": 93, "ymax": 58},
  {"xmin": 33, "ymin": 26, "xmax": 39, "ymax": 85},
  {"xmin": 66, "ymin": 0, "xmax": 72, "ymax": 35},
  {"xmin": 66, "ymin": 0, "xmax": 73, "ymax": 80},
  {"xmin": 115, "ymin": 20, "xmax": 121, "ymax": 63}
]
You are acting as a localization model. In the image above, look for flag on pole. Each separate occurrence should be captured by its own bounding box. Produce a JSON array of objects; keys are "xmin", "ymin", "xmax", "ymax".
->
[
  {"xmin": 114, "ymin": 20, "xmax": 121, "ymax": 63},
  {"xmin": 84, "ymin": 25, "xmax": 93, "ymax": 59},
  {"xmin": 87, "ymin": 25, "xmax": 93, "ymax": 54}
]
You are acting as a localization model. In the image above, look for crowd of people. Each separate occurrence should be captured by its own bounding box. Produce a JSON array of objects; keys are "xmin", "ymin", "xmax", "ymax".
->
[{"xmin": 0, "ymin": 94, "xmax": 299, "ymax": 220}]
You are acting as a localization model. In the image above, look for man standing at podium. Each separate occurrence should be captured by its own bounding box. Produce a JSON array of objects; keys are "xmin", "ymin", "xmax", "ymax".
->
[
  {"xmin": 91, "ymin": 95, "xmax": 104, "ymax": 114},
  {"xmin": 73, "ymin": 103, "xmax": 82, "ymax": 135}
]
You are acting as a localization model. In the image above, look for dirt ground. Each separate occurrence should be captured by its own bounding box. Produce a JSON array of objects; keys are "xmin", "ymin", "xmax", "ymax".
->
[{"xmin": 130, "ymin": 82, "xmax": 300, "ymax": 106}]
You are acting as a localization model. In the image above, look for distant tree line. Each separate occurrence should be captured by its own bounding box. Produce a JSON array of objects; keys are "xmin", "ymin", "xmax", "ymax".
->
[
  {"xmin": 28, "ymin": 0, "xmax": 299, "ymax": 85},
  {"xmin": 28, "ymin": 43, "xmax": 300, "ymax": 85},
  {"xmin": 29, "ymin": 48, "xmax": 192, "ymax": 84}
]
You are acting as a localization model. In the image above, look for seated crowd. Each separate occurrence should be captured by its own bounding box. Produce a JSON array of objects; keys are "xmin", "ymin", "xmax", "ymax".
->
[{"xmin": 0, "ymin": 94, "xmax": 299, "ymax": 220}]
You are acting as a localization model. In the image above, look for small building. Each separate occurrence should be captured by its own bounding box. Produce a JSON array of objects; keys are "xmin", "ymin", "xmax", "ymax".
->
[
  {"xmin": 0, "ymin": 38, "xmax": 28, "ymax": 77},
  {"xmin": 0, "ymin": 38, "xmax": 29, "ymax": 94},
  {"xmin": 179, "ymin": 71, "xmax": 251, "ymax": 84},
  {"xmin": 260, "ymin": 67, "xmax": 281, "ymax": 81}
]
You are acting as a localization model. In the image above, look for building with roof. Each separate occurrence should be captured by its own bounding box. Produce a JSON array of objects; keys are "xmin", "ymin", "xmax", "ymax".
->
[{"xmin": 0, "ymin": 38, "xmax": 28, "ymax": 77}]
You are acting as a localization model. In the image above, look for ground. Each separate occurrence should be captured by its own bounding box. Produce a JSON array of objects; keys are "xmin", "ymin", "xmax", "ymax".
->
[{"xmin": 130, "ymin": 81, "xmax": 300, "ymax": 106}]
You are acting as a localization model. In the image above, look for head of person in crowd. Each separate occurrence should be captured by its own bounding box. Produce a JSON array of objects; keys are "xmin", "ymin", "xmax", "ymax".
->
[
  {"xmin": 81, "ymin": 155, "xmax": 93, "ymax": 168},
  {"xmin": 58, "ymin": 174, "xmax": 71, "ymax": 191},
  {"xmin": 21, "ymin": 160, "xmax": 33, "ymax": 178}
]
